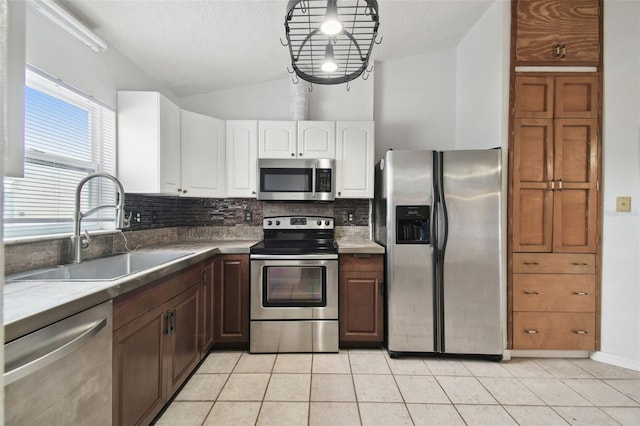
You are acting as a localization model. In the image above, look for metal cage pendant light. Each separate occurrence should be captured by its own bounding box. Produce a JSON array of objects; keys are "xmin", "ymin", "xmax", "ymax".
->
[{"xmin": 284, "ymin": 0, "xmax": 380, "ymax": 85}]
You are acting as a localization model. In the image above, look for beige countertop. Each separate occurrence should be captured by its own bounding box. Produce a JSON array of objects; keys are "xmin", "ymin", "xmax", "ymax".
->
[{"xmin": 4, "ymin": 238, "xmax": 384, "ymax": 342}]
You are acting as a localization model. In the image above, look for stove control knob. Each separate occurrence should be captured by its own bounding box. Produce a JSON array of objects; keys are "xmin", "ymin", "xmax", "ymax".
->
[
  {"xmin": 317, "ymin": 220, "xmax": 322, "ymax": 226},
  {"xmin": 275, "ymin": 220, "xmax": 280, "ymax": 225},
  {"xmin": 325, "ymin": 220, "xmax": 330, "ymax": 226},
  {"xmin": 267, "ymin": 220, "xmax": 273, "ymax": 226}
]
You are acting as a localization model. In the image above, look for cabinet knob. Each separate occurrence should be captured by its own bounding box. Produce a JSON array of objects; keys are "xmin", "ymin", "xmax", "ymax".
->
[
  {"xmin": 573, "ymin": 330, "xmax": 589, "ymax": 335},
  {"xmin": 291, "ymin": 153, "xmax": 295, "ymax": 157},
  {"xmin": 524, "ymin": 329, "xmax": 539, "ymax": 334},
  {"xmin": 299, "ymin": 153, "xmax": 303, "ymax": 156},
  {"xmin": 183, "ymin": 189, "xmax": 188, "ymax": 194},
  {"xmin": 573, "ymin": 291, "xmax": 589, "ymax": 296},
  {"xmin": 177, "ymin": 188, "xmax": 182, "ymax": 192},
  {"xmin": 252, "ymin": 191, "xmax": 256, "ymax": 195},
  {"xmin": 523, "ymin": 290, "xmax": 539, "ymax": 295}
]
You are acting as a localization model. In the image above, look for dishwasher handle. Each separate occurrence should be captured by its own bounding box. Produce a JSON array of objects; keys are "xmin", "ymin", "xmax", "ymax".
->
[{"xmin": 4, "ymin": 317, "xmax": 107, "ymax": 386}]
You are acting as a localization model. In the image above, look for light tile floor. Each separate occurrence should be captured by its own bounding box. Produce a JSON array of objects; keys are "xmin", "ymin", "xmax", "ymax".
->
[{"xmin": 155, "ymin": 349, "xmax": 640, "ymax": 426}]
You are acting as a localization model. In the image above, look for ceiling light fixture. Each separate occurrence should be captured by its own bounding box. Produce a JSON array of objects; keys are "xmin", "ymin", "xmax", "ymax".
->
[
  {"xmin": 284, "ymin": 0, "xmax": 380, "ymax": 86},
  {"xmin": 30, "ymin": 0, "xmax": 109, "ymax": 53},
  {"xmin": 320, "ymin": 0, "xmax": 342, "ymax": 35},
  {"xmin": 321, "ymin": 43, "xmax": 338, "ymax": 72}
]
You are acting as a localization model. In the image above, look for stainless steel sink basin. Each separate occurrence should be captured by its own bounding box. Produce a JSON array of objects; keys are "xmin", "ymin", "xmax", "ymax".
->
[{"xmin": 7, "ymin": 252, "xmax": 193, "ymax": 282}]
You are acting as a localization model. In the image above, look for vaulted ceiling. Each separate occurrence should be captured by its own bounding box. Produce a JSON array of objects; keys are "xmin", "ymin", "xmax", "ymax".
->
[{"xmin": 60, "ymin": 0, "xmax": 494, "ymax": 97}]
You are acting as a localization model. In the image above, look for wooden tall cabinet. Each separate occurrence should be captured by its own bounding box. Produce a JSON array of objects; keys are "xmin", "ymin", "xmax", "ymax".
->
[{"xmin": 509, "ymin": 0, "xmax": 602, "ymax": 351}]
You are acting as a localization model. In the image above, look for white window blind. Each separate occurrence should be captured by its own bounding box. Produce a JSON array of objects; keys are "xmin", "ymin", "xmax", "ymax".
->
[{"xmin": 4, "ymin": 68, "xmax": 117, "ymax": 239}]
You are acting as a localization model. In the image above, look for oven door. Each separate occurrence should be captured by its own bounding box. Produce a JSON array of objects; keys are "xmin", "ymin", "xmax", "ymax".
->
[{"xmin": 250, "ymin": 256, "xmax": 338, "ymax": 320}]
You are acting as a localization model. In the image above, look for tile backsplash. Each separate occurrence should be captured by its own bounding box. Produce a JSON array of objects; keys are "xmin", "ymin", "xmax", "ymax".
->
[
  {"xmin": 124, "ymin": 195, "xmax": 370, "ymax": 229},
  {"xmin": 5, "ymin": 196, "xmax": 371, "ymax": 275}
]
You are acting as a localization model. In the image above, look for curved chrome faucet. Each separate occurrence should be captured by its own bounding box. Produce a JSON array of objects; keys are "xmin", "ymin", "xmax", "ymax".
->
[{"xmin": 71, "ymin": 173, "xmax": 129, "ymax": 263}]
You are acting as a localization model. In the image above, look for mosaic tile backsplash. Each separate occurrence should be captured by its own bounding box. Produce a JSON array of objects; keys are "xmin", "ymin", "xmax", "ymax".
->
[
  {"xmin": 123, "ymin": 195, "xmax": 370, "ymax": 230},
  {"xmin": 5, "ymin": 196, "xmax": 371, "ymax": 274}
]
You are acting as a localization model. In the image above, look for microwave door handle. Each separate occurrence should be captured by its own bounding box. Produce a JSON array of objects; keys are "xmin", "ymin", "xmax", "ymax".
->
[{"xmin": 312, "ymin": 161, "xmax": 317, "ymax": 198}]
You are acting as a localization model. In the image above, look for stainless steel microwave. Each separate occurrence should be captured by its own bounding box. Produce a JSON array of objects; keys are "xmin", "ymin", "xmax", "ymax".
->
[{"xmin": 257, "ymin": 158, "xmax": 335, "ymax": 201}]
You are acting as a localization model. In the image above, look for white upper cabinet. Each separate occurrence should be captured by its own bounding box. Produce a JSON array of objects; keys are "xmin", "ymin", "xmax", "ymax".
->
[
  {"xmin": 336, "ymin": 121, "xmax": 375, "ymax": 198},
  {"xmin": 258, "ymin": 120, "xmax": 336, "ymax": 159},
  {"xmin": 4, "ymin": 1, "xmax": 26, "ymax": 177},
  {"xmin": 297, "ymin": 121, "xmax": 336, "ymax": 159},
  {"xmin": 181, "ymin": 110, "xmax": 226, "ymax": 198},
  {"xmin": 258, "ymin": 121, "xmax": 297, "ymax": 158},
  {"xmin": 118, "ymin": 91, "xmax": 181, "ymax": 194},
  {"xmin": 226, "ymin": 120, "xmax": 258, "ymax": 198}
]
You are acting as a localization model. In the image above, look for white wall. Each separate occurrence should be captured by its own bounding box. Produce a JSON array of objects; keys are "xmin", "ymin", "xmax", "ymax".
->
[
  {"xmin": 593, "ymin": 0, "xmax": 640, "ymax": 371},
  {"xmin": 456, "ymin": 1, "xmax": 510, "ymax": 151},
  {"xmin": 25, "ymin": 5, "xmax": 175, "ymax": 108},
  {"xmin": 373, "ymin": 48, "xmax": 458, "ymax": 161},
  {"xmin": 179, "ymin": 73, "xmax": 374, "ymax": 121}
]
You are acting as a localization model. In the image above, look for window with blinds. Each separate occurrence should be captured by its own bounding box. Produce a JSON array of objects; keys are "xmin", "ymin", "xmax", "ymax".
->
[{"xmin": 3, "ymin": 68, "xmax": 117, "ymax": 239}]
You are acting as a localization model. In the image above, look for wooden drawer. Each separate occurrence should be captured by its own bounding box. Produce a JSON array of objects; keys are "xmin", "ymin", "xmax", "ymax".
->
[
  {"xmin": 340, "ymin": 254, "xmax": 384, "ymax": 272},
  {"xmin": 513, "ymin": 274, "xmax": 595, "ymax": 312},
  {"xmin": 513, "ymin": 312, "xmax": 595, "ymax": 350},
  {"xmin": 513, "ymin": 253, "xmax": 595, "ymax": 274}
]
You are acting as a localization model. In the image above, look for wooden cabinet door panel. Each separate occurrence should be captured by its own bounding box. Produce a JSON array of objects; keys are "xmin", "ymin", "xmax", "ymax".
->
[
  {"xmin": 555, "ymin": 76, "xmax": 599, "ymax": 118},
  {"xmin": 512, "ymin": 119, "xmax": 554, "ymax": 252},
  {"xmin": 514, "ymin": 76, "xmax": 555, "ymax": 118},
  {"xmin": 515, "ymin": 0, "xmax": 600, "ymax": 66},
  {"xmin": 513, "ymin": 273, "xmax": 596, "ymax": 312},
  {"xmin": 339, "ymin": 271, "xmax": 384, "ymax": 343},
  {"xmin": 113, "ymin": 305, "xmax": 166, "ymax": 426},
  {"xmin": 200, "ymin": 261, "xmax": 215, "ymax": 354},
  {"xmin": 553, "ymin": 119, "xmax": 598, "ymax": 252},
  {"xmin": 215, "ymin": 255, "xmax": 250, "ymax": 344},
  {"xmin": 514, "ymin": 189, "xmax": 554, "ymax": 251},
  {"xmin": 165, "ymin": 285, "xmax": 201, "ymax": 397}
]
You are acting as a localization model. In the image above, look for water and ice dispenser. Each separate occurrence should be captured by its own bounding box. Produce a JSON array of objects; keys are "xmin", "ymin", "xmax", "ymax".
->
[{"xmin": 395, "ymin": 205, "xmax": 430, "ymax": 244}]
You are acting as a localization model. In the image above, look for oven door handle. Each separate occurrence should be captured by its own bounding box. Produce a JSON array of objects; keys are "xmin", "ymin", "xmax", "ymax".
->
[{"xmin": 250, "ymin": 254, "xmax": 339, "ymax": 260}]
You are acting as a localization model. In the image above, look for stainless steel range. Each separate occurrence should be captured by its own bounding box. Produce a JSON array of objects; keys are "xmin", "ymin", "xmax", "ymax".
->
[{"xmin": 250, "ymin": 216, "xmax": 339, "ymax": 353}]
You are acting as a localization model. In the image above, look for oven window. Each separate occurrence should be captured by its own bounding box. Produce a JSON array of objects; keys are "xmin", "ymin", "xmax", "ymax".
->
[
  {"xmin": 260, "ymin": 168, "xmax": 312, "ymax": 192},
  {"xmin": 263, "ymin": 266, "xmax": 326, "ymax": 307}
]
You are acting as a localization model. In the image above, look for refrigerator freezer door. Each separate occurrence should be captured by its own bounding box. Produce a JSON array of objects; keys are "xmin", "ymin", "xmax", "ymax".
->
[
  {"xmin": 440, "ymin": 149, "xmax": 503, "ymax": 355},
  {"xmin": 383, "ymin": 150, "xmax": 435, "ymax": 353}
]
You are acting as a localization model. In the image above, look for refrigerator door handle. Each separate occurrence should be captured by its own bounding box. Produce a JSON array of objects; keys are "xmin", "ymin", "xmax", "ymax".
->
[{"xmin": 437, "ymin": 152, "xmax": 449, "ymax": 254}]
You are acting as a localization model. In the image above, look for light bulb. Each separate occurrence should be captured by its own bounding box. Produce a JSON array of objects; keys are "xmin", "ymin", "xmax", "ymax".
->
[
  {"xmin": 321, "ymin": 0, "xmax": 342, "ymax": 35},
  {"xmin": 321, "ymin": 43, "xmax": 338, "ymax": 72}
]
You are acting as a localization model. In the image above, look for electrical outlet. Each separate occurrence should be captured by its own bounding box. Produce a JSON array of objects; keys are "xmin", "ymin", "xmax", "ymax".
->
[
  {"xmin": 616, "ymin": 196, "xmax": 631, "ymax": 212},
  {"xmin": 134, "ymin": 211, "xmax": 142, "ymax": 223},
  {"xmin": 347, "ymin": 211, "xmax": 355, "ymax": 223},
  {"xmin": 244, "ymin": 210, "xmax": 253, "ymax": 222}
]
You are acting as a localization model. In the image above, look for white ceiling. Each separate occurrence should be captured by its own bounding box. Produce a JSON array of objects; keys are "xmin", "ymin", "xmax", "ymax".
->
[{"xmin": 60, "ymin": 0, "xmax": 494, "ymax": 97}]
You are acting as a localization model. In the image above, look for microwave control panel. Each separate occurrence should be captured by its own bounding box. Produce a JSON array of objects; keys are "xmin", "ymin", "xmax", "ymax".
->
[{"xmin": 316, "ymin": 169, "xmax": 332, "ymax": 192}]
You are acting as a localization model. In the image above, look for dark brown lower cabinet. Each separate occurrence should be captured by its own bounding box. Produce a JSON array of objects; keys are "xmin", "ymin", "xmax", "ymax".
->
[
  {"xmin": 339, "ymin": 254, "xmax": 384, "ymax": 346},
  {"xmin": 214, "ymin": 254, "xmax": 250, "ymax": 346},
  {"xmin": 113, "ymin": 263, "xmax": 203, "ymax": 426},
  {"xmin": 200, "ymin": 260, "xmax": 215, "ymax": 355}
]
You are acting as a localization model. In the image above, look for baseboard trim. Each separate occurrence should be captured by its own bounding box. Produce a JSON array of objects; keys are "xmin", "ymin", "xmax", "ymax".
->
[
  {"xmin": 591, "ymin": 351, "xmax": 640, "ymax": 372},
  {"xmin": 506, "ymin": 349, "xmax": 591, "ymax": 358}
]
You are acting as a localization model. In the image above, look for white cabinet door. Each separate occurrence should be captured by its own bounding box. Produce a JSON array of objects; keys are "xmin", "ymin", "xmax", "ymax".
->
[
  {"xmin": 258, "ymin": 121, "xmax": 297, "ymax": 158},
  {"xmin": 181, "ymin": 110, "xmax": 226, "ymax": 198},
  {"xmin": 336, "ymin": 121, "xmax": 375, "ymax": 198},
  {"xmin": 118, "ymin": 91, "xmax": 181, "ymax": 194},
  {"xmin": 226, "ymin": 120, "xmax": 258, "ymax": 198},
  {"xmin": 4, "ymin": 1, "xmax": 26, "ymax": 177},
  {"xmin": 160, "ymin": 96, "xmax": 182, "ymax": 193},
  {"xmin": 297, "ymin": 121, "xmax": 336, "ymax": 159}
]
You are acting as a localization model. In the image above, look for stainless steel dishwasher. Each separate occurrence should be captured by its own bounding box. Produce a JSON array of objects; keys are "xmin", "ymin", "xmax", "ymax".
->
[{"xmin": 4, "ymin": 300, "xmax": 113, "ymax": 425}]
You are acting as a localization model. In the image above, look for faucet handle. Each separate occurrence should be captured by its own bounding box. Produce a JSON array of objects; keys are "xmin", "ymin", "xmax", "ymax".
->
[
  {"xmin": 82, "ymin": 230, "xmax": 91, "ymax": 249},
  {"xmin": 124, "ymin": 211, "xmax": 132, "ymax": 228}
]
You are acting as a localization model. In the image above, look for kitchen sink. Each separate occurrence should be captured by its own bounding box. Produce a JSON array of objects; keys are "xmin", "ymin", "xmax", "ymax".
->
[{"xmin": 7, "ymin": 252, "xmax": 194, "ymax": 282}]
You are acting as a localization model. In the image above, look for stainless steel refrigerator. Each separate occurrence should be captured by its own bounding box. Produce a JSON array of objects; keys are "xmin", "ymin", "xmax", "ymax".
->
[{"xmin": 374, "ymin": 149, "xmax": 503, "ymax": 359}]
